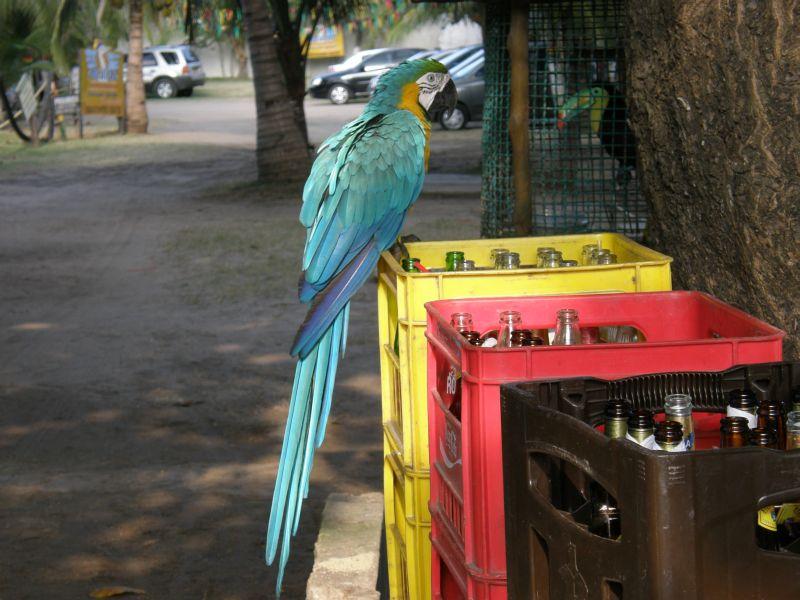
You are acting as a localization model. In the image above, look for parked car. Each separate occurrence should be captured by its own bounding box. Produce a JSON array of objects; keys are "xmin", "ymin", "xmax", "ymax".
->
[
  {"xmin": 440, "ymin": 55, "xmax": 484, "ymax": 130},
  {"xmin": 308, "ymin": 47, "xmax": 424, "ymax": 104},
  {"xmin": 141, "ymin": 45, "xmax": 206, "ymax": 98}
]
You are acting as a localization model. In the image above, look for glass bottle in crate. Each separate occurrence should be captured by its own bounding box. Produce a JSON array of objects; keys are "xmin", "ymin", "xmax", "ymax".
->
[
  {"xmin": 604, "ymin": 399, "xmax": 631, "ymax": 439},
  {"xmin": 450, "ymin": 312, "xmax": 474, "ymax": 335},
  {"xmin": 553, "ymin": 309, "xmax": 582, "ymax": 346},
  {"xmin": 792, "ymin": 388, "xmax": 800, "ymax": 413},
  {"xmin": 727, "ymin": 389, "xmax": 758, "ymax": 428},
  {"xmin": 719, "ymin": 416, "xmax": 750, "ymax": 448},
  {"xmin": 665, "ymin": 394, "xmax": 694, "ymax": 450},
  {"xmin": 749, "ymin": 428, "xmax": 778, "ymax": 448},
  {"xmin": 757, "ymin": 400, "xmax": 786, "ymax": 450},
  {"xmin": 498, "ymin": 310, "xmax": 522, "ymax": 347},
  {"xmin": 401, "ymin": 257, "xmax": 420, "ymax": 273},
  {"xmin": 627, "ymin": 409, "xmax": 655, "ymax": 447},
  {"xmin": 445, "ymin": 251, "xmax": 465, "ymax": 271},
  {"xmin": 496, "ymin": 251, "xmax": 520, "ymax": 270},
  {"xmin": 655, "ymin": 421, "xmax": 685, "ymax": 452},
  {"xmin": 787, "ymin": 411, "xmax": 800, "ymax": 450},
  {"xmin": 540, "ymin": 251, "xmax": 563, "ymax": 269},
  {"xmin": 489, "ymin": 248, "xmax": 509, "ymax": 267}
]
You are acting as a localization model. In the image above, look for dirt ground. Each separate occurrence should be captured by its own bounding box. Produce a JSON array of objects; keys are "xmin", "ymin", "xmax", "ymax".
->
[{"xmin": 0, "ymin": 85, "xmax": 481, "ymax": 599}]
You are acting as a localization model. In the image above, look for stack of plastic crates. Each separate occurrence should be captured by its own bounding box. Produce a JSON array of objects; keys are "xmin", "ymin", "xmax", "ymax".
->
[
  {"xmin": 425, "ymin": 292, "xmax": 784, "ymax": 599},
  {"xmin": 376, "ymin": 233, "xmax": 672, "ymax": 599}
]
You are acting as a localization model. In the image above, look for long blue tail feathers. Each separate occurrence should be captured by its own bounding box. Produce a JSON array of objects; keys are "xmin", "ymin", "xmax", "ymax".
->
[{"xmin": 265, "ymin": 304, "xmax": 349, "ymax": 596}]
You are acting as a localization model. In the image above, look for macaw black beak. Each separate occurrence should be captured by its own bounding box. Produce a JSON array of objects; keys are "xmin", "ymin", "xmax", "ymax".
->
[{"xmin": 430, "ymin": 78, "xmax": 457, "ymax": 114}]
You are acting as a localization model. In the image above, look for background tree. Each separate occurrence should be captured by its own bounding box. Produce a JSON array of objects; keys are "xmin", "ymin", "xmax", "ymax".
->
[
  {"xmin": 193, "ymin": 1, "xmax": 249, "ymax": 78},
  {"xmin": 125, "ymin": 0, "xmax": 148, "ymax": 132},
  {"xmin": 626, "ymin": 1, "xmax": 800, "ymax": 356}
]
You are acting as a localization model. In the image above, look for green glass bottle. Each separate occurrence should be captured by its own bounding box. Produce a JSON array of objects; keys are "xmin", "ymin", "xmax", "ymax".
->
[{"xmin": 445, "ymin": 251, "xmax": 465, "ymax": 271}]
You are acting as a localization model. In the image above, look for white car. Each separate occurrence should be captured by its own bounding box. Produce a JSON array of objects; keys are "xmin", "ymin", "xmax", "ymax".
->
[{"xmin": 141, "ymin": 45, "xmax": 206, "ymax": 98}]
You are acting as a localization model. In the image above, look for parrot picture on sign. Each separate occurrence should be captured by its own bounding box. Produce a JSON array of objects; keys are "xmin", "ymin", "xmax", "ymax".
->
[{"xmin": 266, "ymin": 59, "xmax": 456, "ymax": 595}]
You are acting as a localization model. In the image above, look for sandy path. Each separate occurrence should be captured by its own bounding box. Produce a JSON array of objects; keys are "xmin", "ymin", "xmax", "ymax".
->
[{"xmin": 0, "ymin": 96, "xmax": 480, "ymax": 599}]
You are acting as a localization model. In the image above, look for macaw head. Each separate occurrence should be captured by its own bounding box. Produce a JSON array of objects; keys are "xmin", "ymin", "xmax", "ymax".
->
[
  {"xmin": 557, "ymin": 86, "xmax": 610, "ymax": 133},
  {"xmin": 370, "ymin": 59, "xmax": 457, "ymax": 121}
]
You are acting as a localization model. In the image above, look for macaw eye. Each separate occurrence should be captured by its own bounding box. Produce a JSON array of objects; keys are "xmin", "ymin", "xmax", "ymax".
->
[{"xmin": 428, "ymin": 74, "xmax": 435, "ymax": 83}]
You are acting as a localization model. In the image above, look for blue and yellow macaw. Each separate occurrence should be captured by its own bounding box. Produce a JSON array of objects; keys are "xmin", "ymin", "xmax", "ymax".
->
[{"xmin": 266, "ymin": 59, "xmax": 456, "ymax": 593}]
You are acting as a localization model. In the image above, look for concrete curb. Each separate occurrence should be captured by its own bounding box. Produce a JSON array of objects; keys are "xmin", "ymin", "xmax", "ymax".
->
[
  {"xmin": 306, "ymin": 492, "xmax": 384, "ymax": 600},
  {"xmin": 420, "ymin": 173, "xmax": 481, "ymax": 199}
]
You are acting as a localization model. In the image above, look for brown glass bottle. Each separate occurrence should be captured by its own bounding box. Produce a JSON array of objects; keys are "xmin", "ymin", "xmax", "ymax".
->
[
  {"xmin": 727, "ymin": 388, "xmax": 758, "ymax": 428},
  {"xmin": 462, "ymin": 331, "xmax": 482, "ymax": 346},
  {"xmin": 509, "ymin": 329, "xmax": 533, "ymax": 347},
  {"xmin": 749, "ymin": 427, "xmax": 778, "ymax": 449},
  {"xmin": 604, "ymin": 399, "xmax": 631, "ymax": 440},
  {"xmin": 757, "ymin": 401, "xmax": 786, "ymax": 450},
  {"xmin": 655, "ymin": 421, "xmax": 684, "ymax": 451},
  {"xmin": 719, "ymin": 416, "xmax": 749, "ymax": 448},
  {"xmin": 627, "ymin": 409, "xmax": 654, "ymax": 446}
]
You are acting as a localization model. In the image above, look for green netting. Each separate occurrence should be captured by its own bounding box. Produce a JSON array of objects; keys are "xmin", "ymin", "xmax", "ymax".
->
[{"xmin": 481, "ymin": 0, "xmax": 647, "ymax": 239}]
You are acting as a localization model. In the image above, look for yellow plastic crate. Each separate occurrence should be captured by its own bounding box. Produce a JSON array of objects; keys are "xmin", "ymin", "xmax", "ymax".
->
[
  {"xmin": 377, "ymin": 233, "xmax": 672, "ymax": 473},
  {"xmin": 384, "ymin": 433, "xmax": 432, "ymax": 600}
]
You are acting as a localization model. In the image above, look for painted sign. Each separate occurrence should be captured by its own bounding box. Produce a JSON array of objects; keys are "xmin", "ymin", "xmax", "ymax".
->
[
  {"xmin": 307, "ymin": 25, "xmax": 345, "ymax": 59},
  {"xmin": 79, "ymin": 46, "xmax": 125, "ymax": 117},
  {"xmin": 16, "ymin": 72, "xmax": 37, "ymax": 121}
]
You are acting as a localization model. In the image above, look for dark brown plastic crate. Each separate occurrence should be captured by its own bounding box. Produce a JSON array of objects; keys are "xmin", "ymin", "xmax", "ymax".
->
[{"xmin": 500, "ymin": 361, "xmax": 800, "ymax": 600}]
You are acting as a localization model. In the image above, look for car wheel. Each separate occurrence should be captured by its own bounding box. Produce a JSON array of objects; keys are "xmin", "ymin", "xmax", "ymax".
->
[
  {"xmin": 154, "ymin": 77, "xmax": 178, "ymax": 99},
  {"xmin": 440, "ymin": 105, "xmax": 468, "ymax": 130},
  {"xmin": 177, "ymin": 88, "xmax": 193, "ymax": 97},
  {"xmin": 328, "ymin": 84, "xmax": 351, "ymax": 105}
]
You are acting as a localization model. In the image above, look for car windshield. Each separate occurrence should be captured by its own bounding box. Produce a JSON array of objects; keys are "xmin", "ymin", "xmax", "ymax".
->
[
  {"xmin": 440, "ymin": 46, "xmax": 481, "ymax": 67},
  {"xmin": 451, "ymin": 51, "xmax": 485, "ymax": 78},
  {"xmin": 337, "ymin": 50, "xmax": 381, "ymax": 70},
  {"xmin": 182, "ymin": 48, "xmax": 200, "ymax": 63}
]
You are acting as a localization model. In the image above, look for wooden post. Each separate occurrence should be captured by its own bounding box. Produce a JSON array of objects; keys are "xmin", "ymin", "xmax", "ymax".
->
[{"xmin": 508, "ymin": 0, "xmax": 532, "ymax": 236}]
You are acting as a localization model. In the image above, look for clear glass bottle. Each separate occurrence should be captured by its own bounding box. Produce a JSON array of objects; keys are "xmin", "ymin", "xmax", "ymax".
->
[
  {"xmin": 540, "ymin": 251, "xmax": 563, "ymax": 269},
  {"xmin": 490, "ymin": 248, "xmax": 509, "ymax": 266},
  {"xmin": 561, "ymin": 259, "xmax": 579, "ymax": 267},
  {"xmin": 786, "ymin": 411, "xmax": 800, "ymax": 450},
  {"xmin": 665, "ymin": 393, "xmax": 694, "ymax": 450},
  {"xmin": 597, "ymin": 253, "xmax": 618, "ymax": 265},
  {"xmin": 496, "ymin": 251, "xmax": 521, "ymax": 270},
  {"xmin": 581, "ymin": 243, "xmax": 600, "ymax": 265},
  {"xmin": 450, "ymin": 312, "xmax": 474, "ymax": 334},
  {"xmin": 498, "ymin": 310, "xmax": 522, "ymax": 347},
  {"xmin": 536, "ymin": 247, "xmax": 556, "ymax": 266},
  {"xmin": 552, "ymin": 309, "xmax": 582, "ymax": 346},
  {"xmin": 462, "ymin": 260, "xmax": 476, "ymax": 271}
]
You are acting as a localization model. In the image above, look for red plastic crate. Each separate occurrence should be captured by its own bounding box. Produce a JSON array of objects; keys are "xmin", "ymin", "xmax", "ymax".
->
[{"xmin": 425, "ymin": 291, "xmax": 784, "ymax": 598}]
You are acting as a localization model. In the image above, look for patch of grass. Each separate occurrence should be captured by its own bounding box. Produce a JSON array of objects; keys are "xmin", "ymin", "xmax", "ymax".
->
[
  {"xmin": 0, "ymin": 131, "xmax": 240, "ymax": 175},
  {"xmin": 190, "ymin": 78, "xmax": 254, "ymax": 99},
  {"xmin": 164, "ymin": 218, "xmax": 305, "ymax": 306}
]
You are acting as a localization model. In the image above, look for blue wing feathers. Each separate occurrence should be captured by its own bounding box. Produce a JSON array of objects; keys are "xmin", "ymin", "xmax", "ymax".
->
[{"xmin": 268, "ymin": 107, "xmax": 427, "ymax": 596}]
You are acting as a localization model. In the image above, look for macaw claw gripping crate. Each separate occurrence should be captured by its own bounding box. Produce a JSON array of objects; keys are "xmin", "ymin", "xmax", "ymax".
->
[
  {"xmin": 377, "ymin": 233, "xmax": 671, "ymax": 599},
  {"xmin": 425, "ymin": 291, "xmax": 784, "ymax": 600},
  {"xmin": 500, "ymin": 362, "xmax": 800, "ymax": 600}
]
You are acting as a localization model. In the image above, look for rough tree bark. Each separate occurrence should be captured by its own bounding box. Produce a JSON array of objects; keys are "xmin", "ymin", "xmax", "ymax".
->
[
  {"xmin": 125, "ymin": 0, "xmax": 148, "ymax": 134},
  {"xmin": 241, "ymin": 0, "xmax": 311, "ymax": 182},
  {"xmin": 626, "ymin": 1, "xmax": 800, "ymax": 357}
]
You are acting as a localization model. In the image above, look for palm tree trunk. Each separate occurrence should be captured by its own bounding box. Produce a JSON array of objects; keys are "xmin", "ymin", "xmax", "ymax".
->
[
  {"xmin": 241, "ymin": 0, "xmax": 311, "ymax": 182},
  {"xmin": 125, "ymin": 0, "xmax": 148, "ymax": 134}
]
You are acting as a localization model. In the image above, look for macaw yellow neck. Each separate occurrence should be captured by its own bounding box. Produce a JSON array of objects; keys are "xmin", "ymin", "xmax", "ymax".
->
[
  {"xmin": 589, "ymin": 95, "xmax": 609, "ymax": 134},
  {"xmin": 398, "ymin": 81, "xmax": 431, "ymax": 171}
]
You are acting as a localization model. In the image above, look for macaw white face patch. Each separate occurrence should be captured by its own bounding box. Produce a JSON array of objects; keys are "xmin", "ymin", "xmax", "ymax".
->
[{"xmin": 416, "ymin": 72, "xmax": 452, "ymax": 112}]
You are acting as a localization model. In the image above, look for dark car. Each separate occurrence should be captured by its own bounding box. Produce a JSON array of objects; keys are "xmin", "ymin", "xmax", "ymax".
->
[
  {"xmin": 440, "ymin": 54, "xmax": 485, "ymax": 130},
  {"xmin": 308, "ymin": 47, "xmax": 424, "ymax": 104}
]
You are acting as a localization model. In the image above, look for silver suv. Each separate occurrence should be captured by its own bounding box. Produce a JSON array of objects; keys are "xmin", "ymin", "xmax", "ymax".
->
[{"xmin": 142, "ymin": 45, "xmax": 206, "ymax": 98}]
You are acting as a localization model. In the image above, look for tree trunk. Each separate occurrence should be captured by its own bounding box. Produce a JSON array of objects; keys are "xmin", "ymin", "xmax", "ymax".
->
[
  {"xmin": 241, "ymin": 0, "xmax": 310, "ymax": 182},
  {"xmin": 125, "ymin": 0, "xmax": 148, "ymax": 134},
  {"xmin": 232, "ymin": 38, "xmax": 249, "ymax": 79},
  {"xmin": 627, "ymin": 1, "xmax": 800, "ymax": 357}
]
